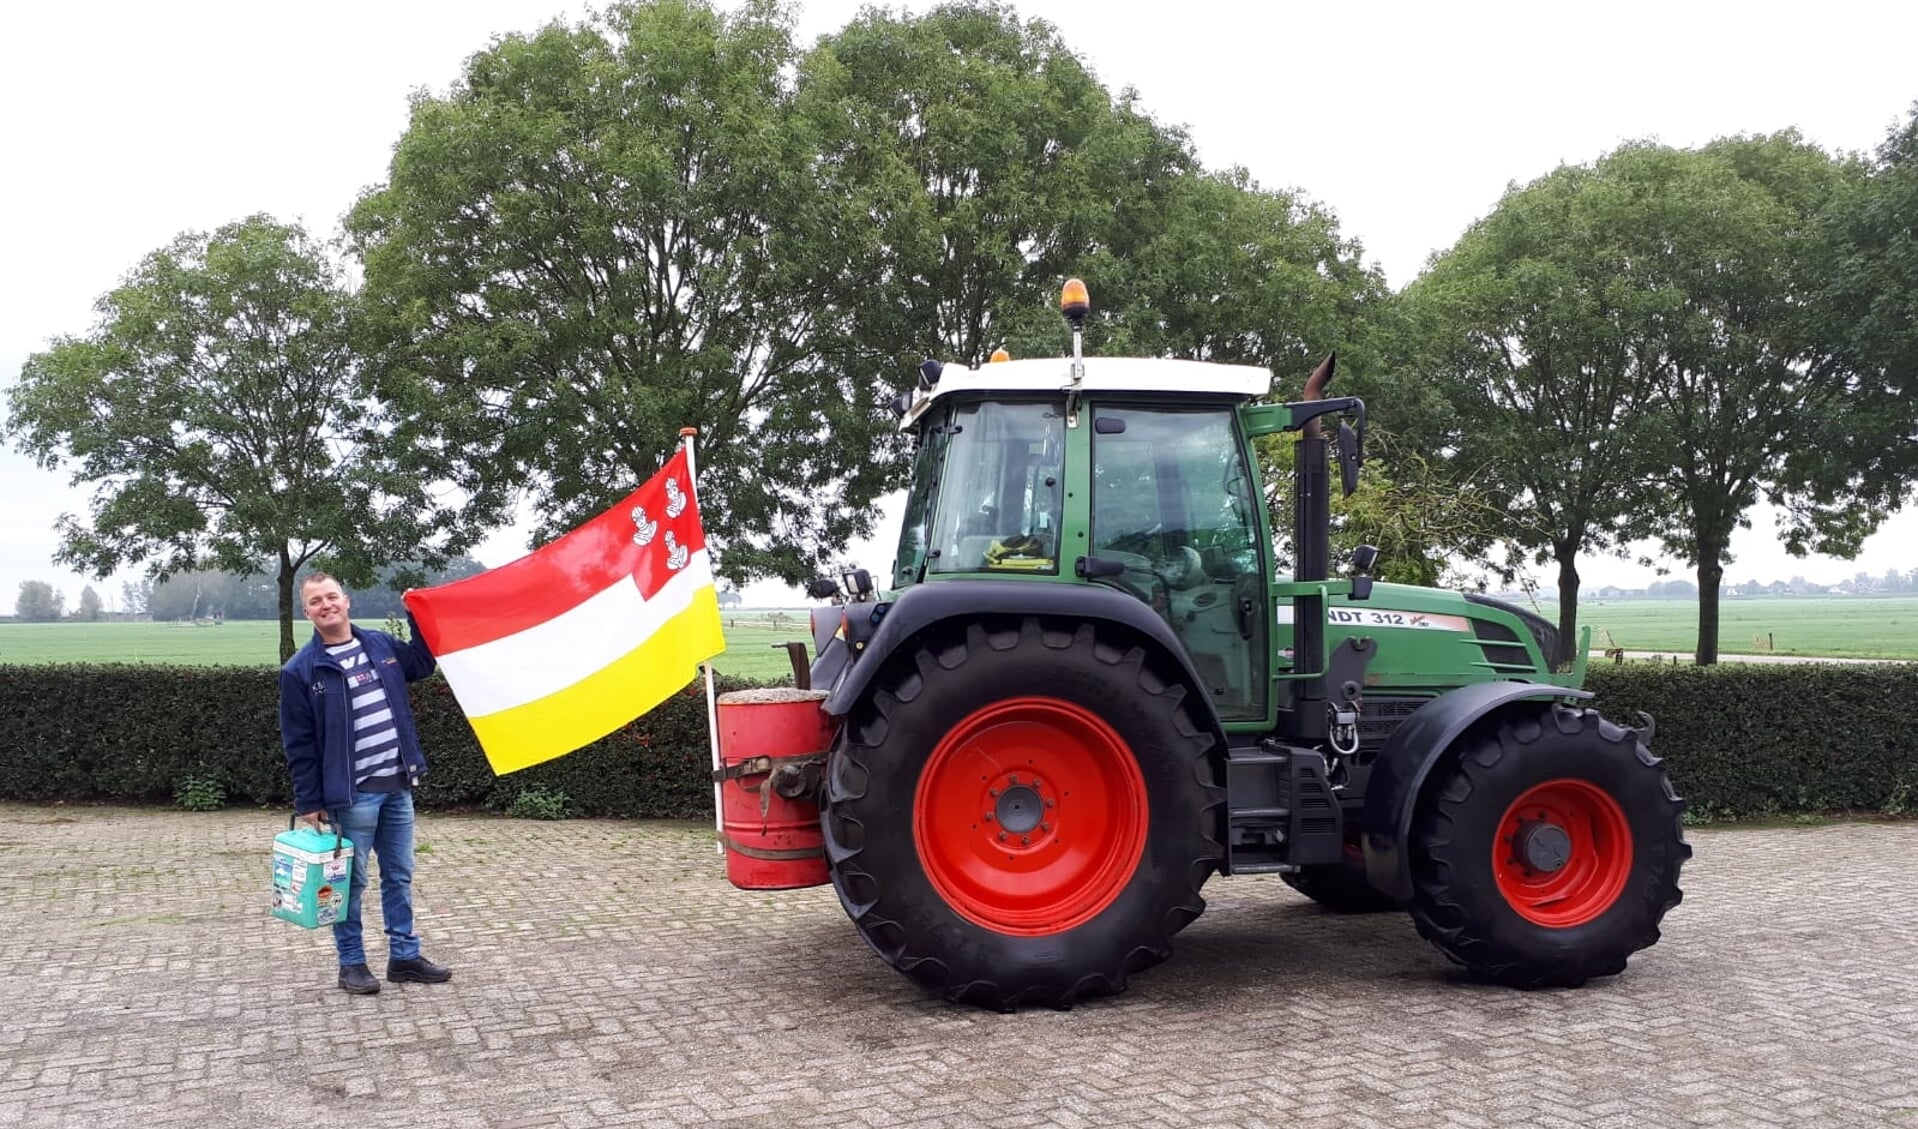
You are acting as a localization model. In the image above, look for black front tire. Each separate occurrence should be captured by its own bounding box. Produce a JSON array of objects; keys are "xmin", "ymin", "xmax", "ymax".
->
[
  {"xmin": 1409, "ymin": 704, "xmax": 1689, "ymax": 988},
  {"xmin": 822, "ymin": 617, "xmax": 1224, "ymax": 1010}
]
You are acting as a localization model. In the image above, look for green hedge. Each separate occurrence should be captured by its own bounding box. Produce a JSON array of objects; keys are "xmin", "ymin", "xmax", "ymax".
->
[
  {"xmin": 3, "ymin": 662, "xmax": 1913, "ymax": 821},
  {"xmin": 0, "ymin": 664, "xmax": 763, "ymax": 818},
  {"xmin": 1583, "ymin": 663, "xmax": 1916, "ymax": 820}
]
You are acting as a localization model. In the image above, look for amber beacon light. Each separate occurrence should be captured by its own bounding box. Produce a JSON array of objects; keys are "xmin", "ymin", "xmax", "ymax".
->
[{"xmin": 1060, "ymin": 278, "xmax": 1090, "ymax": 330}]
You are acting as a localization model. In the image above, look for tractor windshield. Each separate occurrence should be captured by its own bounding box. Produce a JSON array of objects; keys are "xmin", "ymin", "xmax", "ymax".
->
[
  {"xmin": 891, "ymin": 416, "xmax": 949, "ymax": 590},
  {"xmin": 924, "ymin": 400, "xmax": 1065, "ymax": 576}
]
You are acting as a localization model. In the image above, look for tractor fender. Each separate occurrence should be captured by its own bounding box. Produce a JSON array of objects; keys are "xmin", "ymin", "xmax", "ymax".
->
[
  {"xmin": 819, "ymin": 579, "xmax": 1224, "ymax": 736},
  {"xmin": 1360, "ymin": 680, "xmax": 1593, "ymax": 902}
]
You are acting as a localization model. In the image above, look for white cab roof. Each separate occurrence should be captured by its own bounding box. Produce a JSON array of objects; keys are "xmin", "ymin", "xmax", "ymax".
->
[{"xmin": 903, "ymin": 356, "xmax": 1273, "ymax": 426}]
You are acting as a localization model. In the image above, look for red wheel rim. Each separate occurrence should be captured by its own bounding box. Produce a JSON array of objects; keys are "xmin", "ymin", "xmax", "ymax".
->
[
  {"xmin": 1493, "ymin": 778, "xmax": 1633, "ymax": 928},
  {"xmin": 914, "ymin": 696, "xmax": 1148, "ymax": 936}
]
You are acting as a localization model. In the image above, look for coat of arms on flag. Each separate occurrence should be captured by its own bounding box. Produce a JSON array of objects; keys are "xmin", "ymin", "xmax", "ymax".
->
[{"xmin": 404, "ymin": 445, "xmax": 726, "ymax": 774}]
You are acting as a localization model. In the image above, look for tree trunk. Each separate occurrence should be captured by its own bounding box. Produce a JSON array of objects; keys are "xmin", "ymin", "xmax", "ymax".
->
[
  {"xmin": 1553, "ymin": 548, "xmax": 1581, "ymax": 670},
  {"xmin": 277, "ymin": 548, "xmax": 297, "ymax": 664},
  {"xmin": 1694, "ymin": 532, "xmax": 1726, "ymax": 666}
]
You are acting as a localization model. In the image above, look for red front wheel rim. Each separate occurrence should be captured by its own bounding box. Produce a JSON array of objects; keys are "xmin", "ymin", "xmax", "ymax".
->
[
  {"xmin": 914, "ymin": 696, "xmax": 1148, "ymax": 936},
  {"xmin": 1493, "ymin": 778, "xmax": 1633, "ymax": 928}
]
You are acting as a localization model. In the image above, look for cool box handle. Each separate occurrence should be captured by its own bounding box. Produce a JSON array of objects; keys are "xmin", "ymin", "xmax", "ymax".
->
[{"xmin": 286, "ymin": 812, "xmax": 349, "ymax": 859}]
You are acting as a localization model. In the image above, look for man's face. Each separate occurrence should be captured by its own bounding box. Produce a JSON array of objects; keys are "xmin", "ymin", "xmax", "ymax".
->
[{"xmin": 302, "ymin": 580, "xmax": 351, "ymax": 637}]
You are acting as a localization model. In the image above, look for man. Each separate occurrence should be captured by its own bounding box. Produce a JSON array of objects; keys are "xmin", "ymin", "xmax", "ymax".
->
[{"xmin": 279, "ymin": 572, "xmax": 452, "ymax": 995}]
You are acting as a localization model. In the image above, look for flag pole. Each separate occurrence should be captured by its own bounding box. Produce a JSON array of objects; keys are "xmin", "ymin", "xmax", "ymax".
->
[{"xmin": 681, "ymin": 427, "xmax": 726, "ymax": 856}]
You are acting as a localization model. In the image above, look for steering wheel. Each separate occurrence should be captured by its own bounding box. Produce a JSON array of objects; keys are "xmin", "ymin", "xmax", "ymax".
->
[
  {"xmin": 1097, "ymin": 548, "xmax": 1170, "ymax": 608},
  {"xmin": 1162, "ymin": 545, "xmax": 1205, "ymax": 590}
]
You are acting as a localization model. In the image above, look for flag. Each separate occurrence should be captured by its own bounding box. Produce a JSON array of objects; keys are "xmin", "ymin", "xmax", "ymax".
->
[{"xmin": 403, "ymin": 448, "xmax": 725, "ymax": 774}]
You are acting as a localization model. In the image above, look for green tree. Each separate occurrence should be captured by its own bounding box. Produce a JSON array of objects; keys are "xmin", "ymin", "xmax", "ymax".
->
[
  {"xmin": 346, "ymin": 556, "xmax": 489, "ymax": 620},
  {"xmin": 1826, "ymin": 101, "xmax": 1918, "ymax": 503},
  {"xmin": 3, "ymin": 215, "xmax": 482, "ymax": 661},
  {"xmin": 1256, "ymin": 426, "xmax": 1529, "ymax": 589},
  {"xmin": 1407, "ymin": 153, "xmax": 1675, "ymax": 665},
  {"xmin": 148, "ymin": 569, "xmax": 224, "ymax": 622},
  {"xmin": 144, "ymin": 557, "xmax": 485, "ymax": 623},
  {"xmin": 1630, "ymin": 134, "xmax": 1890, "ymax": 663},
  {"xmin": 807, "ymin": 2, "xmax": 1202, "ymax": 367},
  {"xmin": 1090, "ymin": 168, "xmax": 1387, "ymax": 376},
  {"xmin": 14, "ymin": 580, "xmax": 64, "ymax": 622},
  {"xmin": 75, "ymin": 586, "xmax": 103, "ymax": 622},
  {"xmin": 349, "ymin": 0, "xmax": 901, "ymax": 585},
  {"xmin": 149, "ymin": 569, "xmax": 278, "ymax": 621},
  {"xmin": 120, "ymin": 577, "xmax": 152, "ymax": 617},
  {"xmin": 1408, "ymin": 134, "xmax": 1901, "ymax": 665}
]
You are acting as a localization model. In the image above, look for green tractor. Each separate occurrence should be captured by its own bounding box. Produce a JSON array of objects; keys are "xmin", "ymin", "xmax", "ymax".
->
[{"xmin": 789, "ymin": 281, "xmax": 1688, "ymax": 1010}]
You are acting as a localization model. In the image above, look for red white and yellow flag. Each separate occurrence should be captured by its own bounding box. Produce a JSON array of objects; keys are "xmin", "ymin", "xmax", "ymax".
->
[{"xmin": 403, "ymin": 448, "xmax": 725, "ymax": 775}]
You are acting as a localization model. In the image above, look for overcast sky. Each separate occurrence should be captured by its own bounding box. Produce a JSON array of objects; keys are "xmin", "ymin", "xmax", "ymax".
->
[{"xmin": 3, "ymin": 0, "xmax": 1914, "ymax": 610}]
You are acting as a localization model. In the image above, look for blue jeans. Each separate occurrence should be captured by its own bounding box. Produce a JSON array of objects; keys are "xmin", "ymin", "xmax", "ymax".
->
[{"xmin": 328, "ymin": 790, "xmax": 421, "ymax": 967}]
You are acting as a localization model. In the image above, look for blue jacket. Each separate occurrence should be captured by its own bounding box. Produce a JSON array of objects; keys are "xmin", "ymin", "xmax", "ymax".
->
[{"xmin": 279, "ymin": 619, "xmax": 437, "ymax": 813}]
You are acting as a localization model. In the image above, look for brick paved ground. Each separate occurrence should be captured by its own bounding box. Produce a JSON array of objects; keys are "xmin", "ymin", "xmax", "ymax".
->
[{"xmin": 1, "ymin": 804, "xmax": 1914, "ymax": 1128}]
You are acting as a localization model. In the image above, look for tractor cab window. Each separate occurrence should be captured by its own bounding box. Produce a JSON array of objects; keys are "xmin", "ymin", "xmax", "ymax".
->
[
  {"xmin": 927, "ymin": 400, "xmax": 1064, "ymax": 575},
  {"xmin": 1091, "ymin": 405, "xmax": 1267, "ymax": 720}
]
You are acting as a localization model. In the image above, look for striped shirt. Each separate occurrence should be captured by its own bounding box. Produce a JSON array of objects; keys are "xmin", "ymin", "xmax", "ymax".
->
[{"xmin": 325, "ymin": 638, "xmax": 405, "ymax": 792}]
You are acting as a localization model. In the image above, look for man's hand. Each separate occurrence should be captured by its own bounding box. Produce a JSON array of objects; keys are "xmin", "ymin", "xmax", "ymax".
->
[{"xmin": 299, "ymin": 810, "xmax": 326, "ymax": 832}]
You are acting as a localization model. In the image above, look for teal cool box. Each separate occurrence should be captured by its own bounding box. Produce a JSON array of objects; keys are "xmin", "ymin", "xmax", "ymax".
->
[{"xmin": 271, "ymin": 820, "xmax": 353, "ymax": 929}]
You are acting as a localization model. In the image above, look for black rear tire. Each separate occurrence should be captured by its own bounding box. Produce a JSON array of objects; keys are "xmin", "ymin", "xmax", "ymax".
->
[
  {"xmin": 822, "ymin": 617, "xmax": 1224, "ymax": 1010},
  {"xmin": 1409, "ymin": 704, "xmax": 1689, "ymax": 988},
  {"xmin": 1281, "ymin": 840, "xmax": 1399, "ymax": 913}
]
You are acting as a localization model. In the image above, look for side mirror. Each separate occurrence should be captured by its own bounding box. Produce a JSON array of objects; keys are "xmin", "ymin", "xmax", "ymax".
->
[
  {"xmin": 1349, "ymin": 542, "xmax": 1378, "ymax": 601},
  {"xmin": 1335, "ymin": 420, "xmax": 1363, "ymax": 497},
  {"xmin": 840, "ymin": 568, "xmax": 875, "ymax": 600}
]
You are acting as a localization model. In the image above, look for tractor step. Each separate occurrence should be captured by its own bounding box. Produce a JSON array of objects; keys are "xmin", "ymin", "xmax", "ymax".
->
[
  {"xmin": 1229, "ymin": 806, "xmax": 1290, "ymax": 821},
  {"xmin": 1223, "ymin": 860, "xmax": 1292, "ymax": 875},
  {"xmin": 1224, "ymin": 743, "xmax": 1343, "ymax": 873}
]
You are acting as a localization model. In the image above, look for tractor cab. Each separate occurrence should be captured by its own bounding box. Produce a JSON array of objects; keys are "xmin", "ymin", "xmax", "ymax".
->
[{"xmin": 882, "ymin": 353, "xmax": 1278, "ymax": 720}]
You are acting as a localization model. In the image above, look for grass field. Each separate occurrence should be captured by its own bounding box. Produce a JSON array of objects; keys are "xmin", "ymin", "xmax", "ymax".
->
[
  {"xmin": 4, "ymin": 597, "xmax": 1914, "ymax": 670},
  {"xmin": 0, "ymin": 610, "xmax": 816, "ymax": 682},
  {"xmin": 1529, "ymin": 596, "xmax": 1918, "ymax": 660}
]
